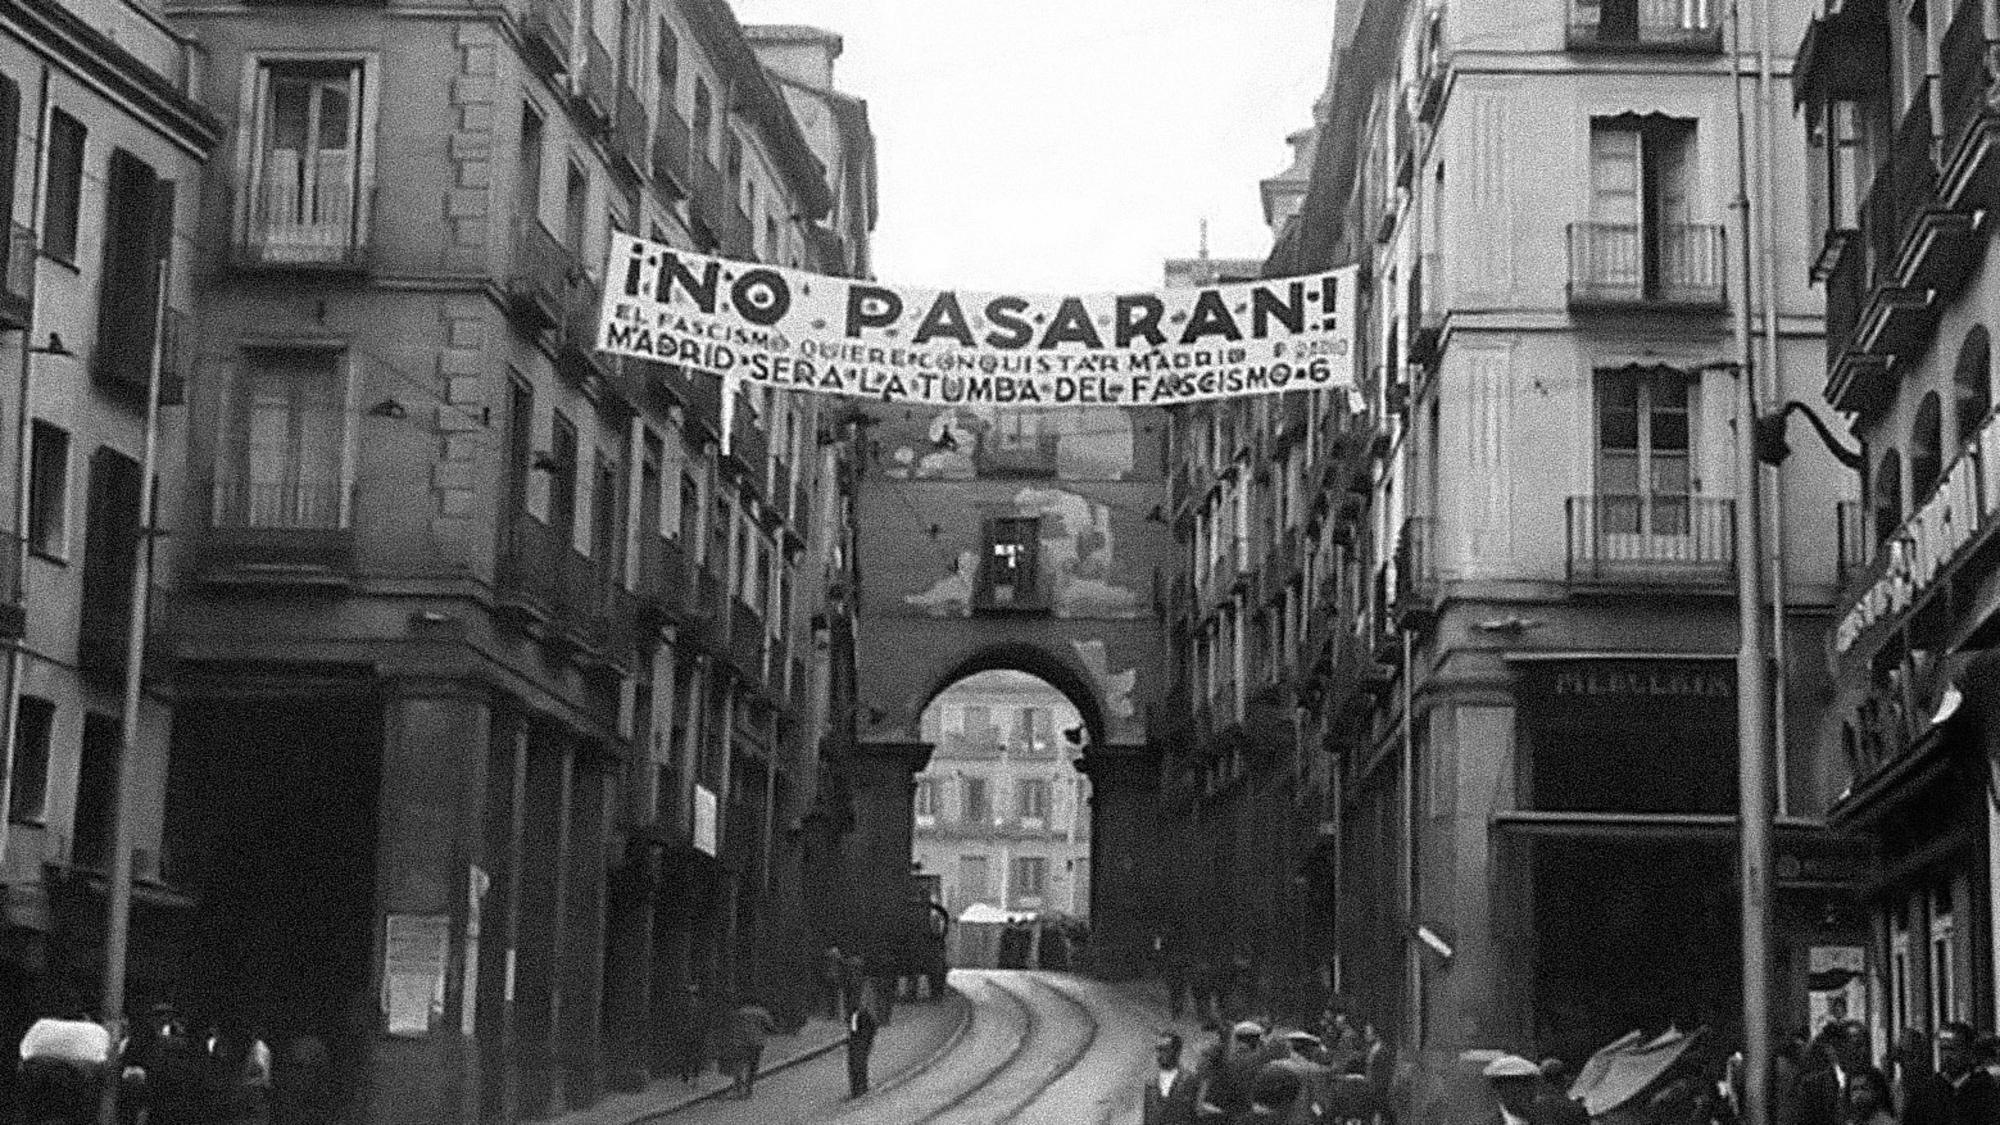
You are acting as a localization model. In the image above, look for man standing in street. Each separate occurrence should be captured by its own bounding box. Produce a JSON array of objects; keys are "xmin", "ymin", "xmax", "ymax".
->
[
  {"xmin": 1144, "ymin": 1032, "xmax": 1199, "ymax": 1125},
  {"xmin": 1905, "ymin": 1023, "xmax": 2000, "ymax": 1125},
  {"xmin": 846, "ymin": 979, "xmax": 880, "ymax": 1099}
]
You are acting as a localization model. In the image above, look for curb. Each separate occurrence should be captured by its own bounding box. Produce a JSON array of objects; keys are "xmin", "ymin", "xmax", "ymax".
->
[{"xmin": 622, "ymin": 1031, "xmax": 850, "ymax": 1124}]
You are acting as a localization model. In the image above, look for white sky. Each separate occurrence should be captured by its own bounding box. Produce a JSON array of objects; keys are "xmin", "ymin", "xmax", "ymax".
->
[{"xmin": 731, "ymin": 1, "xmax": 1338, "ymax": 293}]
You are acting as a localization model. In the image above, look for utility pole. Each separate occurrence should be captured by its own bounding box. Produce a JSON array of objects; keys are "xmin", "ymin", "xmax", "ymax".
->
[
  {"xmin": 98, "ymin": 257, "xmax": 169, "ymax": 1125},
  {"xmin": 1726, "ymin": 3, "xmax": 1773, "ymax": 1122}
]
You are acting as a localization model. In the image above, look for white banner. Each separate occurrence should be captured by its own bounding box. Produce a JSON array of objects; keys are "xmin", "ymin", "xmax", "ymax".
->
[{"xmin": 596, "ymin": 233, "xmax": 1356, "ymax": 409}]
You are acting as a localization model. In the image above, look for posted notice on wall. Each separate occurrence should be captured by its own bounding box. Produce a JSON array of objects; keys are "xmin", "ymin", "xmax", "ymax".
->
[
  {"xmin": 383, "ymin": 913, "xmax": 451, "ymax": 1037},
  {"xmin": 694, "ymin": 784, "xmax": 718, "ymax": 858},
  {"xmin": 596, "ymin": 234, "xmax": 1358, "ymax": 409}
]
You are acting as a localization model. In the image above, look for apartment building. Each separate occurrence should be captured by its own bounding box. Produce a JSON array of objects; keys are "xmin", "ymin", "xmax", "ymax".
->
[
  {"xmin": 1795, "ymin": 0, "xmax": 2000, "ymax": 1051},
  {"xmin": 1164, "ymin": 0, "xmax": 1859, "ymax": 1115},
  {"xmin": 0, "ymin": 0, "xmax": 218, "ymax": 1082},
  {"xmin": 144, "ymin": 0, "xmax": 868, "ymax": 1120},
  {"xmin": 911, "ymin": 670, "xmax": 1091, "ymax": 923}
]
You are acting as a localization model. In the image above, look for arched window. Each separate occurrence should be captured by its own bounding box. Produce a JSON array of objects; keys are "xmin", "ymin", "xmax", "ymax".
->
[
  {"xmin": 1874, "ymin": 449, "xmax": 1903, "ymax": 545},
  {"xmin": 1910, "ymin": 392, "xmax": 1943, "ymax": 502},
  {"xmin": 1954, "ymin": 326, "xmax": 1992, "ymax": 450}
]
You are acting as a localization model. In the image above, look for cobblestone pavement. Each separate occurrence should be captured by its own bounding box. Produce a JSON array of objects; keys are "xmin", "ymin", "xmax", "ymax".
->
[{"xmin": 611, "ymin": 970, "xmax": 1183, "ymax": 1125}]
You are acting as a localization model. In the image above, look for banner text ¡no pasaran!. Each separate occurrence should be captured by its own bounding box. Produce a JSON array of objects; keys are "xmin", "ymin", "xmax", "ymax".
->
[{"xmin": 594, "ymin": 233, "xmax": 1357, "ymax": 408}]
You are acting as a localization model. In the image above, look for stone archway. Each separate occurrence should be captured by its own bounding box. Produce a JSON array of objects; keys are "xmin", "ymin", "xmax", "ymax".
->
[{"xmin": 847, "ymin": 638, "xmax": 1161, "ymax": 979}]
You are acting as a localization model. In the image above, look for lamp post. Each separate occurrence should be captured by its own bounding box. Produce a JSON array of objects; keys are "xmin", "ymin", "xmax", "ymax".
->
[{"xmin": 97, "ymin": 258, "xmax": 169, "ymax": 1125}]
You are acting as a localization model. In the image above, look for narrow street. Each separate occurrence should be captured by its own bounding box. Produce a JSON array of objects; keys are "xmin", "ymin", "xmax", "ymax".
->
[{"xmin": 647, "ymin": 971, "xmax": 1178, "ymax": 1125}]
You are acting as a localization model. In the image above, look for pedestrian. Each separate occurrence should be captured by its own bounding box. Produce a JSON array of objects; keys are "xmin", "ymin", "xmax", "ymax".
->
[
  {"xmin": 846, "ymin": 979, "xmax": 880, "ymax": 1099},
  {"xmin": 1165, "ymin": 945, "xmax": 1190, "ymax": 1022},
  {"xmin": 1196, "ymin": 1020, "xmax": 1268, "ymax": 1122},
  {"xmin": 202, "ymin": 1016, "xmax": 273, "ymax": 1124},
  {"xmin": 1903, "ymin": 1023, "xmax": 2000, "ymax": 1125},
  {"xmin": 672, "ymin": 985, "xmax": 706, "ymax": 1084},
  {"xmin": 17, "ymin": 1015, "xmax": 111, "ymax": 1125},
  {"xmin": 269, "ymin": 1034, "xmax": 335, "ymax": 1125},
  {"xmin": 1144, "ymin": 1031, "xmax": 1200, "ymax": 1125},
  {"xmin": 121, "ymin": 1003, "xmax": 205, "ymax": 1125},
  {"xmin": 1791, "ymin": 1022, "xmax": 1870, "ymax": 1125},
  {"xmin": 820, "ymin": 945, "xmax": 846, "ymax": 1021},
  {"xmin": 718, "ymin": 1000, "xmax": 776, "ymax": 1100},
  {"xmin": 1849, "ymin": 1068, "xmax": 1899, "ymax": 1125}
]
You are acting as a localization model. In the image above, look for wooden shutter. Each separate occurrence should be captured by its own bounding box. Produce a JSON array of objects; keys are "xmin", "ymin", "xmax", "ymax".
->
[
  {"xmin": 0, "ymin": 73, "xmax": 18, "ymax": 279},
  {"xmin": 95, "ymin": 150, "xmax": 167, "ymax": 394}
]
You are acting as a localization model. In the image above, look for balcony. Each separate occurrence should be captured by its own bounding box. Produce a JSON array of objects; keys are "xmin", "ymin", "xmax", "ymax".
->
[
  {"xmin": 236, "ymin": 177, "xmax": 370, "ymax": 272},
  {"xmin": 1565, "ymin": 494, "xmax": 1735, "ymax": 590},
  {"xmin": 1836, "ymin": 499, "xmax": 1871, "ymax": 590},
  {"xmin": 650, "ymin": 101, "xmax": 691, "ymax": 198},
  {"xmin": 1567, "ymin": 0, "xmax": 1722, "ymax": 51},
  {"xmin": 1941, "ymin": 0, "xmax": 2000, "ymax": 202},
  {"xmin": 719, "ymin": 195, "xmax": 755, "ymax": 261},
  {"xmin": 634, "ymin": 533, "xmax": 694, "ymax": 624},
  {"xmin": 497, "ymin": 513, "xmax": 565, "ymax": 624},
  {"xmin": 1566, "ymin": 222, "xmax": 1725, "ymax": 309},
  {"xmin": 573, "ymin": 31, "xmax": 615, "ymax": 132},
  {"xmin": 93, "ymin": 301, "xmax": 191, "ymax": 408},
  {"xmin": 202, "ymin": 476, "xmax": 355, "ymax": 579},
  {"xmin": 78, "ymin": 581, "xmax": 170, "ymax": 684},
  {"xmin": 792, "ymin": 482, "xmax": 810, "ymax": 543},
  {"xmin": 689, "ymin": 151, "xmax": 724, "ymax": 248},
  {"xmin": 0, "ymin": 222, "xmax": 34, "ymax": 331},
  {"xmin": 729, "ymin": 598, "xmax": 764, "ymax": 678},
  {"xmin": 508, "ymin": 218, "xmax": 573, "ymax": 331},
  {"xmin": 612, "ymin": 83, "xmax": 648, "ymax": 182},
  {"xmin": 557, "ymin": 272, "xmax": 609, "ymax": 385},
  {"xmin": 517, "ymin": 0, "xmax": 571, "ymax": 77},
  {"xmin": 725, "ymin": 394, "xmax": 770, "ymax": 487}
]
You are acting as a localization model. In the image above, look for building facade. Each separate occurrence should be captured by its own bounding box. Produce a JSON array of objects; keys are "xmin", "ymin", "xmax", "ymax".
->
[
  {"xmin": 131, "ymin": 0, "xmax": 871, "ymax": 1121},
  {"xmin": 0, "ymin": 0, "xmax": 219, "ymax": 1096},
  {"xmin": 1795, "ymin": 0, "xmax": 2000, "ymax": 1055},
  {"xmin": 912, "ymin": 670, "xmax": 1090, "ymax": 923},
  {"xmin": 1165, "ymin": 0, "xmax": 1862, "ymax": 1119}
]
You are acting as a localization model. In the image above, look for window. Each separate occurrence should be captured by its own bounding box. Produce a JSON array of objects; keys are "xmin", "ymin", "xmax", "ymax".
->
[
  {"xmin": 1954, "ymin": 327, "xmax": 1992, "ymax": 450},
  {"xmin": 1582, "ymin": 118, "xmax": 1701, "ymax": 302},
  {"xmin": 1930, "ymin": 884, "xmax": 1959, "ymax": 1026},
  {"xmin": 0, "ymin": 74, "xmax": 19, "ymax": 269},
  {"xmin": 549, "ymin": 412, "xmax": 579, "ymax": 541},
  {"xmin": 914, "ymin": 778, "xmax": 936, "ymax": 819},
  {"xmin": 957, "ymin": 855, "xmax": 989, "ymax": 904},
  {"xmin": 519, "ymin": 104, "xmax": 544, "ymax": 225},
  {"xmin": 655, "ymin": 21, "xmax": 680, "ymax": 112},
  {"xmin": 692, "ymin": 79, "xmax": 712, "ymax": 156},
  {"xmin": 1910, "ymin": 392, "xmax": 1944, "ymax": 502},
  {"xmin": 1891, "ymin": 909, "xmax": 1913, "ymax": 1038},
  {"xmin": 961, "ymin": 777, "xmax": 989, "ymax": 825},
  {"xmin": 678, "ymin": 474, "xmax": 699, "ymax": 543},
  {"xmin": 1011, "ymin": 856, "xmax": 1047, "ymax": 902},
  {"xmin": 9, "ymin": 696, "xmax": 52, "ymax": 823},
  {"xmin": 1821, "ymin": 100, "xmax": 1869, "ymax": 234},
  {"xmin": 1597, "ymin": 368, "xmax": 1693, "ymax": 535},
  {"xmin": 217, "ymin": 348, "xmax": 348, "ymax": 529},
  {"xmin": 976, "ymin": 516, "xmax": 1042, "ymax": 610},
  {"xmin": 27, "ymin": 421, "xmax": 68, "ymax": 558},
  {"xmin": 590, "ymin": 453, "xmax": 618, "ymax": 565},
  {"xmin": 564, "ymin": 162, "xmax": 588, "ymax": 256},
  {"xmin": 72, "ymin": 713, "xmax": 119, "ymax": 869},
  {"xmin": 1875, "ymin": 450, "xmax": 1904, "ymax": 544},
  {"xmin": 94, "ymin": 149, "xmax": 174, "ymax": 393},
  {"xmin": 506, "ymin": 377, "xmax": 533, "ymax": 515},
  {"xmin": 981, "ymin": 410, "xmax": 1057, "ymax": 476},
  {"xmin": 1016, "ymin": 779, "xmax": 1050, "ymax": 822},
  {"xmin": 246, "ymin": 61, "xmax": 366, "ymax": 264},
  {"xmin": 42, "ymin": 109, "xmax": 84, "ymax": 264}
]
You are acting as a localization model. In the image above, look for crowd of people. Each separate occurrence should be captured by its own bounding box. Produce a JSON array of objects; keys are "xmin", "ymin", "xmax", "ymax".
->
[{"xmin": 12, "ymin": 1001, "xmax": 337, "ymax": 1125}]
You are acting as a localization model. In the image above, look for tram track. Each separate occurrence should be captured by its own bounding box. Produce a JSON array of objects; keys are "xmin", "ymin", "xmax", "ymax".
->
[
  {"xmin": 909, "ymin": 971, "xmax": 1040, "ymax": 1124},
  {"xmin": 991, "ymin": 973, "xmax": 1104, "ymax": 1125}
]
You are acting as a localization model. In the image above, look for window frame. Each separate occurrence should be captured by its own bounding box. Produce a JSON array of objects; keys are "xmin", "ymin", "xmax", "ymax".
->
[
  {"xmin": 216, "ymin": 344, "xmax": 359, "ymax": 530},
  {"xmin": 233, "ymin": 52, "xmax": 380, "ymax": 266},
  {"xmin": 41, "ymin": 108, "xmax": 85, "ymax": 266},
  {"xmin": 8, "ymin": 694, "xmax": 53, "ymax": 825},
  {"xmin": 27, "ymin": 419, "xmax": 69, "ymax": 561}
]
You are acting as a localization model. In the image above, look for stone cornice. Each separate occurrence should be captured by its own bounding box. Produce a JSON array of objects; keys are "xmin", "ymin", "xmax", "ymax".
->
[{"xmin": 4, "ymin": 0, "xmax": 221, "ymax": 159}]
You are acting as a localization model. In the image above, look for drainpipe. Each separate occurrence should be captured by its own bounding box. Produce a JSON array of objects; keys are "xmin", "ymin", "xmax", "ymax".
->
[{"xmin": 1401, "ymin": 628, "xmax": 1419, "ymax": 1051}]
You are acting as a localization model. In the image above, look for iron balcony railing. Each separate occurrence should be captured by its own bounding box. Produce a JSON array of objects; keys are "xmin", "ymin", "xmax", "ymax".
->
[
  {"xmin": 508, "ymin": 217, "xmax": 572, "ymax": 330},
  {"xmin": 211, "ymin": 478, "xmax": 347, "ymax": 529},
  {"xmin": 1891, "ymin": 81, "xmax": 1940, "ymax": 253},
  {"xmin": 729, "ymin": 598, "xmax": 763, "ymax": 677},
  {"xmin": 1825, "ymin": 235, "xmax": 1866, "ymax": 370},
  {"xmin": 1567, "ymin": 0, "xmax": 1721, "ymax": 50},
  {"xmin": 1567, "ymin": 222, "xmax": 1725, "ymax": 307},
  {"xmin": 1942, "ymin": 0, "xmax": 1996, "ymax": 162},
  {"xmin": 1565, "ymin": 494, "xmax": 1736, "ymax": 586}
]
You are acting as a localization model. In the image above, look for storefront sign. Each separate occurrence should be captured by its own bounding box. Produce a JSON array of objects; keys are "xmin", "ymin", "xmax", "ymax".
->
[
  {"xmin": 1545, "ymin": 665, "xmax": 1734, "ymax": 700},
  {"xmin": 596, "ymin": 234, "xmax": 1358, "ymax": 408},
  {"xmin": 694, "ymin": 784, "xmax": 718, "ymax": 858},
  {"xmin": 382, "ymin": 913, "xmax": 450, "ymax": 1037},
  {"xmin": 1838, "ymin": 420, "xmax": 1999, "ymax": 654}
]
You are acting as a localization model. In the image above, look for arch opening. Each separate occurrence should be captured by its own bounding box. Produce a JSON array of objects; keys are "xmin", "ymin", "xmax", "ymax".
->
[{"xmin": 910, "ymin": 668, "xmax": 1094, "ymax": 972}]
